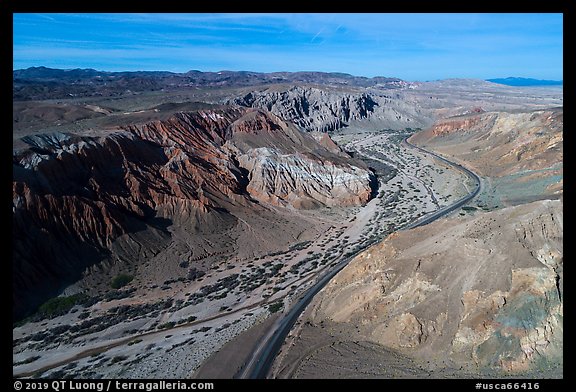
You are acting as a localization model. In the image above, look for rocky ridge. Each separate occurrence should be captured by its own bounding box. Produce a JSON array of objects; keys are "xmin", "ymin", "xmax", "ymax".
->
[
  {"xmin": 410, "ymin": 109, "xmax": 563, "ymax": 206},
  {"xmin": 238, "ymin": 148, "xmax": 372, "ymax": 209},
  {"xmin": 227, "ymin": 86, "xmax": 433, "ymax": 132},
  {"xmin": 413, "ymin": 109, "xmax": 562, "ymax": 176},
  {"xmin": 13, "ymin": 107, "xmax": 374, "ymax": 319},
  {"xmin": 13, "ymin": 67, "xmax": 414, "ymax": 101},
  {"xmin": 310, "ymin": 199, "xmax": 563, "ymax": 374},
  {"xmin": 273, "ymin": 105, "xmax": 563, "ymax": 378}
]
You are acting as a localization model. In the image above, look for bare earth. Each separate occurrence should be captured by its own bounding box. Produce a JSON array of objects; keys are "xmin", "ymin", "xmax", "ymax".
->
[
  {"xmin": 13, "ymin": 79, "xmax": 563, "ymax": 379},
  {"xmin": 269, "ymin": 116, "xmax": 563, "ymax": 379},
  {"xmin": 13, "ymin": 129, "xmax": 469, "ymax": 378}
]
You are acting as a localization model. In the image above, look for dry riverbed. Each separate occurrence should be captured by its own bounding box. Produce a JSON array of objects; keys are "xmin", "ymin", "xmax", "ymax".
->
[{"xmin": 13, "ymin": 129, "xmax": 472, "ymax": 379}]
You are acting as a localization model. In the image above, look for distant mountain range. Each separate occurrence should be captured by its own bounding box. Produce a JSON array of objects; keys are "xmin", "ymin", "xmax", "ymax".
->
[
  {"xmin": 486, "ymin": 77, "xmax": 563, "ymax": 87},
  {"xmin": 13, "ymin": 66, "xmax": 412, "ymax": 100},
  {"xmin": 13, "ymin": 66, "xmax": 407, "ymax": 86}
]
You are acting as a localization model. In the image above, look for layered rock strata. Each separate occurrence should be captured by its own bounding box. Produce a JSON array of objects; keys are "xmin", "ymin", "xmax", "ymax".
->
[
  {"xmin": 13, "ymin": 107, "xmax": 374, "ymax": 319},
  {"xmin": 311, "ymin": 199, "xmax": 562, "ymax": 374},
  {"xmin": 227, "ymin": 86, "xmax": 432, "ymax": 132}
]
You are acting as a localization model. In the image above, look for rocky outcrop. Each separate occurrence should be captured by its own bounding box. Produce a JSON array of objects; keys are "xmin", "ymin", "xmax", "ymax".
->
[
  {"xmin": 13, "ymin": 107, "xmax": 374, "ymax": 319},
  {"xmin": 226, "ymin": 110, "xmax": 374, "ymax": 208},
  {"xmin": 429, "ymin": 115, "xmax": 490, "ymax": 137},
  {"xmin": 409, "ymin": 109, "xmax": 563, "ymax": 206},
  {"xmin": 311, "ymin": 199, "xmax": 563, "ymax": 374},
  {"xmin": 227, "ymin": 86, "xmax": 433, "ymax": 132},
  {"xmin": 237, "ymin": 148, "xmax": 372, "ymax": 209},
  {"xmin": 410, "ymin": 109, "xmax": 563, "ymax": 178}
]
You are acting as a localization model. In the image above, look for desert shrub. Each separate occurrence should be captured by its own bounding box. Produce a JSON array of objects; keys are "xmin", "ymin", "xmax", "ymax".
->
[
  {"xmin": 37, "ymin": 293, "xmax": 90, "ymax": 318},
  {"xmin": 187, "ymin": 268, "xmax": 206, "ymax": 281},
  {"xmin": 63, "ymin": 362, "xmax": 77, "ymax": 370},
  {"xmin": 14, "ymin": 356, "xmax": 41, "ymax": 366},
  {"xmin": 158, "ymin": 321, "xmax": 176, "ymax": 330},
  {"xmin": 111, "ymin": 355, "xmax": 128, "ymax": 364},
  {"xmin": 268, "ymin": 301, "xmax": 283, "ymax": 313},
  {"xmin": 78, "ymin": 311, "xmax": 90, "ymax": 320},
  {"xmin": 110, "ymin": 274, "xmax": 133, "ymax": 289},
  {"xmin": 104, "ymin": 288, "xmax": 135, "ymax": 301}
]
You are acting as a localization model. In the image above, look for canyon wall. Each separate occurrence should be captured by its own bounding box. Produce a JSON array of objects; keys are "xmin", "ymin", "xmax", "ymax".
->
[
  {"xmin": 227, "ymin": 86, "xmax": 433, "ymax": 132},
  {"xmin": 311, "ymin": 199, "xmax": 563, "ymax": 374},
  {"xmin": 13, "ymin": 108, "xmax": 374, "ymax": 319}
]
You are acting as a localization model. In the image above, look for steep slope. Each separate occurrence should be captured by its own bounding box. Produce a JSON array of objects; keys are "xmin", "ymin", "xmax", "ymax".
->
[
  {"xmin": 227, "ymin": 85, "xmax": 433, "ymax": 132},
  {"xmin": 273, "ymin": 107, "xmax": 563, "ymax": 378},
  {"xmin": 12, "ymin": 107, "xmax": 374, "ymax": 320},
  {"xmin": 285, "ymin": 200, "xmax": 562, "ymax": 376},
  {"xmin": 317, "ymin": 200, "xmax": 562, "ymax": 372},
  {"xmin": 410, "ymin": 109, "xmax": 562, "ymax": 177},
  {"xmin": 409, "ymin": 109, "xmax": 563, "ymax": 206},
  {"xmin": 227, "ymin": 110, "xmax": 374, "ymax": 208}
]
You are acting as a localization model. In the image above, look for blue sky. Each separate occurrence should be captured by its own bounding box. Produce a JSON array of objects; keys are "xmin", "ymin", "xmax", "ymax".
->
[{"xmin": 13, "ymin": 13, "xmax": 563, "ymax": 81}]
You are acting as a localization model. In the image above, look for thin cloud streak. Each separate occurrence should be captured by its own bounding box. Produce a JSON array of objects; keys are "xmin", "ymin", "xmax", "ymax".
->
[{"xmin": 13, "ymin": 13, "xmax": 563, "ymax": 81}]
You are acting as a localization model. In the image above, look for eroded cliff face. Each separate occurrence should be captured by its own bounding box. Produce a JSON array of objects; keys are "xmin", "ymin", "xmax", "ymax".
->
[
  {"xmin": 311, "ymin": 200, "xmax": 563, "ymax": 374},
  {"xmin": 409, "ymin": 109, "xmax": 563, "ymax": 207},
  {"xmin": 226, "ymin": 110, "xmax": 373, "ymax": 208},
  {"xmin": 227, "ymin": 86, "xmax": 433, "ymax": 132},
  {"xmin": 410, "ymin": 110, "xmax": 563, "ymax": 178},
  {"xmin": 12, "ymin": 107, "xmax": 374, "ymax": 319},
  {"xmin": 237, "ymin": 148, "xmax": 372, "ymax": 209}
]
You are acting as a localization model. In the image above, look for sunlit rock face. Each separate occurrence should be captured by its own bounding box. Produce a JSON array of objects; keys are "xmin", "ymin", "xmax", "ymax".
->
[
  {"xmin": 227, "ymin": 85, "xmax": 433, "ymax": 132},
  {"xmin": 13, "ymin": 107, "xmax": 374, "ymax": 319},
  {"xmin": 312, "ymin": 199, "xmax": 562, "ymax": 374}
]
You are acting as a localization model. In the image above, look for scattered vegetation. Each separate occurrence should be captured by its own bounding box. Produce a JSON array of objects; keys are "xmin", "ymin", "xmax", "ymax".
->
[
  {"xmin": 14, "ymin": 355, "xmax": 41, "ymax": 366},
  {"xmin": 187, "ymin": 268, "xmax": 206, "ymax": 281},
  {"xmin": 14, "ymin": 298, "xmax": 176, "ymax": 349},
  {"xmin": 158, "ymin": 321, "xmax": 176, "ymax": 330},
  {"xmin": 181, "ymin": 315, "xmax": 197, "ymax": 324},
  {"xmin": 268, "ymin": 301, "xmax": 284, "ymax": 313},
  {"xmin": 110, "ymin": 274, "xmax": 134, "ymax": 289},
  {"xmin": 127, "ymin": 339, "xmax": 143, "ymax": 346},
  {"xmin": 289, "ymin": 241, "xmax": 312, "ymax": 252},
  {"xmin": 111, "ymin": 355, "xmax": 128, "ymax": 364},
  {"xmin": 104, "ymin": 288, "xmax": 136, "ymax": 301},
  {"xmin": 37, "ymin": 293, "xmax": 90, "ymax": 319}
]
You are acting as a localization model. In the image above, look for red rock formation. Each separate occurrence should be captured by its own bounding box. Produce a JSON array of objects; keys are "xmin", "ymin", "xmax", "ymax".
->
[
  {"xmin": 12, "ymin": 107, "xmax": 374, "ymax": 319},
  {"xmin": 429, "ymin": 115, "xmax": 487, "ymax": 137},
  {"xmin": 412, "ymin": 110, "xmax": 563, "ymax": 175}
]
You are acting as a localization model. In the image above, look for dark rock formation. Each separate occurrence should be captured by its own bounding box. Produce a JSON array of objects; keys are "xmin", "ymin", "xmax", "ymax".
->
[{"xmin": 227, "ymin": 86, "xmax": 432, "ymax": 132}]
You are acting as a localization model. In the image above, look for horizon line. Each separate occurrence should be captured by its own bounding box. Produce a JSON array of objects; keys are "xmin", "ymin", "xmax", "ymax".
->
[{"xmin": 12, "ymin": 65, "xmax": 564, "ymax": 84}]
